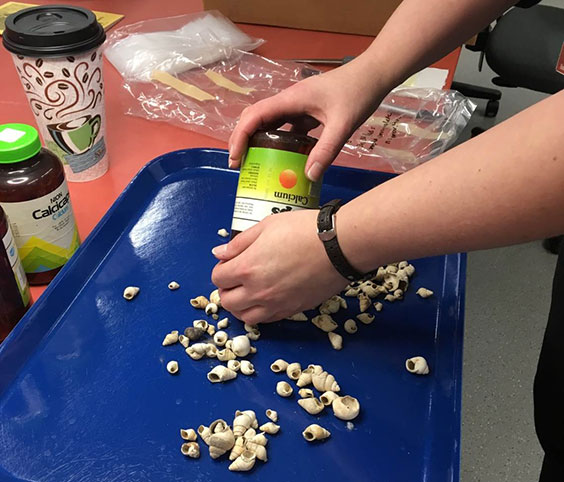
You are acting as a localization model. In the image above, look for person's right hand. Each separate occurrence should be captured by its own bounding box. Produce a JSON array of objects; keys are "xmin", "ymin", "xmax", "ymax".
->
[{"xmin": 228, "ymin": 59, "xmax": 389, "ymax": 181}]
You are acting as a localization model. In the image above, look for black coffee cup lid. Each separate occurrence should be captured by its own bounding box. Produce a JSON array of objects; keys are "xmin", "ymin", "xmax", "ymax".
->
[{"xmin": 2, "ymin": 5, "xmax": 105, "ymax": 57}]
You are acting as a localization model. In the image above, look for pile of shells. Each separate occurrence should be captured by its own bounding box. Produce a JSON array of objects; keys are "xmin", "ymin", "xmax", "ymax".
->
[
  {"xmin": 180, "ymin": 409, "xmax": 280, "ymax": 472},
  {"xmin": 162, "ymin": 288, "xmax": 261, "ymax": 383},
  {"xmin": 270, "ymin": 359, "xmax": 360, "ymax": 442},
  {"xmin": 284, "ymin": 261, "xmax": 434, "ymax": 351}
]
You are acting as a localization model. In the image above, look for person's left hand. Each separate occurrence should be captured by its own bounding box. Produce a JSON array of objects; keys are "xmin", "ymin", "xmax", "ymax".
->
[{"xmin": 211, "ymin": 209, "xmax": 347, "ymax": 324}]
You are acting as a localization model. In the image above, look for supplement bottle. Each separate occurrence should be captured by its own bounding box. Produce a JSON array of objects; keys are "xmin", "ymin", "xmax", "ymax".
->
[
  {"xmin": 0, "ymin": 123, "xmax": 80, "ymax": 284},
  {"xmin": 231, "ymin": 130, "xmax": 320, "ymax": 237},
  {"xmin": 0, "ymin": 205, "xmax": 31, "ymax": 341}
]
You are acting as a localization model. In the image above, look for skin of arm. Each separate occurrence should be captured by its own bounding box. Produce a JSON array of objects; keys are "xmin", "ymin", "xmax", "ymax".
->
[{"xmin": 228, "ymin": 0, "xmax": 517, "ymax": 181}]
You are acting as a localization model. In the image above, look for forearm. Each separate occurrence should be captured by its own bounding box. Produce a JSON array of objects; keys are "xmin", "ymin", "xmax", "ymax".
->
[
  {"xmin": 347, "ymin": 0, "xmax": 516, "ymax": 95},
  {"xmin": 338, "ymin": 91, "xmax": 564, "ymax": 270}
]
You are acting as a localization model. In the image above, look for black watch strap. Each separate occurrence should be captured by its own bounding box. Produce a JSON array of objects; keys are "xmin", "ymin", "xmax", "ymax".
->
[{"xmin": 317, "ymin": 200, "xmax": 364, "ymax": 282}]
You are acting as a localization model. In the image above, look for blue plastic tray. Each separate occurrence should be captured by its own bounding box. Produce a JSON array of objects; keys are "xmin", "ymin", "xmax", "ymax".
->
[{"xmin": 0, "ymin": 149, "xmax": 465, "ymax": 482}]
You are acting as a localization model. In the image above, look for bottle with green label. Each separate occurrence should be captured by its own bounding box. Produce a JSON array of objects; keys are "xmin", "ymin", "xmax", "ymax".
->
[
  {"xmin": 0, "ymin": 205, "xmax": 30, "ymax": 341},
  {"xmin": 231, "ymin": 130, "xmax": 320, "ymax": 237},
  {"xmin": 0, "ymin": 123, "xmax": 80, "ymax": 285}
]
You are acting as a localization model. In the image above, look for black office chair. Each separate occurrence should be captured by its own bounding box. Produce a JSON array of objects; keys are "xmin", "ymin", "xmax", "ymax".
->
[{"xmin": 451, "ymin": 3, "xmax": 564, "ymax": 117}]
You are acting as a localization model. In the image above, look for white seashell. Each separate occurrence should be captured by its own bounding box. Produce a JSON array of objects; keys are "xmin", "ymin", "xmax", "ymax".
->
[
  {"xmin": 259, "ymin": 422, "xmax": 280, "ymax": 434},
  {"xmin": 339, "ymin": 296, "xmax": 347, "ymax": 309},
  {"xmin": 344, "ymin": 319, "xmax": 358, "ymax": 334},
  {"xmin": 217, "ymin": 348, "xmax": 237, "ymax": 361},
  {"xmin": 386, "ymin": 264, "xmax": 399, "ymax": 274},
  {"xmin": 276, "ymin": 381, "xmax": 293, "ymax": 397},
  {"xmin": 308, "ymin": 364, "xmax": 324, "ymax": 375},
  {"xmin": 265, "ymin": 409, "xmax": 278, "ymax": 422},
  {"xmin": 217, "ymin": 317, "xmax": 229, "ymax": 329},
  {"xmin": 270, "ymin": 359, "xmax": 288, "ymax": 373},
  {"xmin": 243, "ymin": 428, "xmax": 256, "ymax": 440},
  {"xmin": 208, "ymin": 420, "xmax": 235, "ymax": 458},
  {"xmin": 319, "ymin": 390, "xmax": 339, "ymax": 406},
  {"xmin": 356, "ymin": 313, "xmax": 375, "ymax": 325},
  {"xmin": 328, "ymin": 332, "xmax": 343, "ymax": 350},
  {"xmin": 217, "ymin": 228, "xmax": 229, "ymax": 238},
  {"xmin": 190, "ymin": 296, "xmax": 209, "ymax": 309},
  {"xmin": 240, "ymin": 360, "xmax": 255, "ymax": 376},
  {"xmin": 384, "ymin": 294, "xmax": 396, "ymax": 302},
  {"xmin": 297, "ymin": 397, "xmax": 324, "ymax": 415},
  {"xmin": 162, "ymin": 331, "xmax": 179, "ymax": 346},
  {"xmin": 383, "ymin": 274, "xmax": 400, "ymax": 292},
  {"xmin": 358, "ymin": 293, "xmax": 371, "ymax": 312},
  {"xmin": 312, "ymin": 371, "xmax": 340, "ymax": 392},
  {"xmin": 225, "ymin": 339, "xmax": 233, "ymax": 349},
  {"xmin": 393, "ymin": 289, "xmax": 404, "ymax": 299},
  {"xmin": 180, "ymin": 428, "xmax": 197, "ymax": 441},
  {"xmin": 319, "ymin": 296, "xmax": 342, "ymax": 315},
  {"xmin": 166, "ymin": 360, "xmax": 179, "ymax": 374},
  {"xmin": 416, "ymin": 287, "xmax": 434, "ymax": 298},
  {"xmin": 235, "ymin": 410, "xmax": 258, "ymax": 430},
  {"xmin": 178, "ymin": 334, "xmax": 190, "ymax": 348},
  {"xmin": 344, "ymin": 287, "xmax": 360, "ymax": 297},
  {"xmin": 249, "ymin": 346, "xmax": 257, "ymax": 354},
  {"xmin": 193, "ymin": 319, "xmax": 209, "ymax": 331},
  {"xmin": 286, "ymin": 362, "xmax": 302, "ymax": 380},
  {"xmin": 227, "ymin": 360, "xmax": 241, "ymax": 372},
  {"xmin": 231, "ymin": 335, "xmax": 251, "ymax": 357},
  {"xmin": 302, "ymin": 424, "xmax": 331, "ymax": 442},
  {"xmin": 123, "ymin": 286, "xmax": 140, "ymax": 300},
  {"xmin": 229, "ymin": 450, "xmax": 256, "ymax": 472},
  {"xmin": 181, "ymin": 441, "xmax": 200, "ymax": 458},
  {"xmin": 360, "ymin": 281, "xmax": 385, "ymax": 298},
  {"xmin": 185, "ymin": 348, "xmax": 203, "ymax": 360},
  {"xmin": 254, "ymin": 445, "xmax": 268, "ymax": 462},
  {"xmin": 233, "ymin": 413, "xmax": 253, "ymax": 437},
  {"xmin": 286, "ymin": 312, "xmax": 308, "ymax": 321},
  {"xmin": 209, "ymin": 289, "xmax": 221, "ymax": 307},
  {"xmin": 207, "ymin": 365, "xmax": 238, "ymax": 383},
  {"xmin": 198, "ymin": 425, "xmax": 211, "ymax": 445},
  {"xmin": 205, "ymin": 343, "xmax": 218, "ymax": 358},
  {"xmin": 205, "ymin": 303, "xmax": 218, "ymax": 316},
  {"xmin": 245, "ymin": 324, "xmax": 261, "ymax": 340},
  {"xmin": 298, "ymin": 388, "xmax": 315, "ymax": 398},
  {"xmin": 168, "ymin": 281, "xmax": 180, "ymax": 290},
  {"xmin": 404, "ymin": 264, "xmax": 416, "ymax": 277},
  {"xmin": 212, "ymin": 314, "xmax": 219, "ymax": 320},
  {"xmin": 374, "ymin": 302, "xmax": 383, "ymax": 312},
  {"xmin": 213, "ymin": 330, "xmax": 228, "ymax": 347},
  {"xmin": 296, "ymin": 367, "xmax": 314, "ymax": 387},
  {"xmin": 406, "ymin": 356, "xmax": 430, "ymax": 375},
  {"xmin": 372, "ymin": 266, "xmax": 387, "ymax": 282},
  {"xmin": 332, "ymin": 395, "xmax": 360, "ymax": 420},
  {"xmin": 311, "ymin": 314, "xmax": 338, "ymax": 332},
  {"xmin": 398, "ymin": 261, "xmax": 408, "ymax": 269},
  {"xmin": 229, "ymin": 437, "xmax": 245, "ymax": 460},
  {"xmin": 207, "ymin": 324, "xmax": 216, "ymax": 336}
]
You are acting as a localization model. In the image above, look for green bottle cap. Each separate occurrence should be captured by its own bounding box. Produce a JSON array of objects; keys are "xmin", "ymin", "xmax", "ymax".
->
[{"xmin": 0, "ymin": 124, "xmax": 42, "ymax": 163}]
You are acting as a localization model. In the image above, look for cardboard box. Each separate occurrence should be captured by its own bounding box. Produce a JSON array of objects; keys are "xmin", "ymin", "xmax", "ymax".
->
[{"xmin": 202, "ymin": 0, "xmax": 402, "ymax": 36}]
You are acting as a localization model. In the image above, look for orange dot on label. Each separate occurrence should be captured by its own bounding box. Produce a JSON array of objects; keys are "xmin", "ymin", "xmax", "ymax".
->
[{"xmin": 279, "ymin": 169, "xmax": 298, "ymax": 189}]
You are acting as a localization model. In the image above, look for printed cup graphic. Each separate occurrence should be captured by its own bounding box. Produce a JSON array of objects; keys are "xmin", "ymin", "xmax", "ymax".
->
[{"xmin": 10, "ymin": 49, "xmax": 108, "ymax": 182}]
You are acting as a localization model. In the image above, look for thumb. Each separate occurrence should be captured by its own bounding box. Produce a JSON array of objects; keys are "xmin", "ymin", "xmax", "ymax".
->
[
  {"xmin": 211, "ymin": 223, "xmax": 262, "ymax": 261},
  {"xmin": 305, "ymin": 123, "xmax": 349, "ymax": 182}
]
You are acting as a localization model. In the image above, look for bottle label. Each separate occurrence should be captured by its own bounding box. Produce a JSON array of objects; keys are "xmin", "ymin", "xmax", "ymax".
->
[
  {"xmin": 231, "ymin": 147, "xmax": 322, "ymax": 232},
  {"xmin": 1, "ymin": 180, "xmax": 80, "ymax": 274},
  {"xmin": 2, "ymin": 223, "xmax": 30, "ymax": 307}
]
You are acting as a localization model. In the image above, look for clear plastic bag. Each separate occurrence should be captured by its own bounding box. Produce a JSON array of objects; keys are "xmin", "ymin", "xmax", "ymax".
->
[{"xmin": 104, "ymin": 14, "xmax": 475, "ymax": 172}]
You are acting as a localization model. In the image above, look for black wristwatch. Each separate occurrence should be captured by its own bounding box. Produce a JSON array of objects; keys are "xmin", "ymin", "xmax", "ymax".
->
[{"xmin": 317, "ymin": 199, "xmax": 365, "ymax": 282}]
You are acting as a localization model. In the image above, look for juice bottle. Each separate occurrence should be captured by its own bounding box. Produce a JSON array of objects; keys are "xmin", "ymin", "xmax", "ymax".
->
[
  {"xmin": 0, "ymin": 205, "xmax": 31, "ymax": 341},
  {"xmin": 230, "ymin": 130, "xmax": 320, "ymax": 237},
  {"xmin": 0, "ymin": 123, "xmax": 80, "ymax": 284}
]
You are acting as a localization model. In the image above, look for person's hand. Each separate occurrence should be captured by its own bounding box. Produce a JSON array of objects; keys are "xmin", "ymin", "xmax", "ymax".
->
[
  {"xmin": 211, "ymin": 210, "xmax": 348, "ymax": 324},
  {"xmin": 228, "ymin": 59, "xmax": 387, "ymax": 181}
]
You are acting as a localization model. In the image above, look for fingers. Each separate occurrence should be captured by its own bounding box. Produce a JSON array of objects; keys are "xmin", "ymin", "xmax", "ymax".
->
[
  {"xmin": 212, "ymin": 223, "xmax": 262, "ymax": 261},
  {"xmin": 218, "ymin": 286, "xmax": 256, "ymax": 313},
  {"xmin": 233, "ymin": 305, "xmax": 281, "ymax": 325},
  {"xmin": 228, "ymin": 92, "xmax": 310, "ymax": 167},
  {"xmin": 305, "ymin": 122, "xmax": 350, "ymax": 182}
]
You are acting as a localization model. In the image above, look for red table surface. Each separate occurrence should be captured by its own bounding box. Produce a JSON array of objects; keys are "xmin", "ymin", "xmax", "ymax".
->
[{"xmin": 0, "ymin": 0, "xmax": 460, "ymax": 300}]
